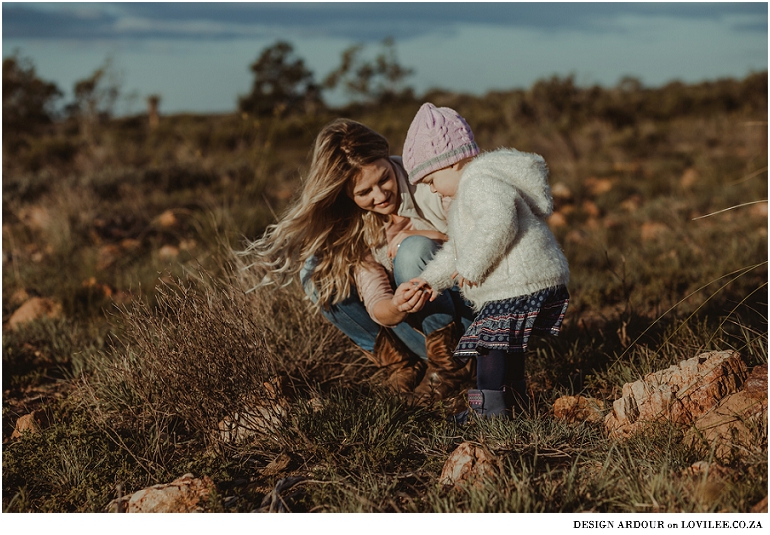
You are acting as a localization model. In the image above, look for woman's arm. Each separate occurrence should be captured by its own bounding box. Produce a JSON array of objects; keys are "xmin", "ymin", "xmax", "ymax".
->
[{"xmin": 354, "ymin": 256, "xmax": 429, "ymax": 327}]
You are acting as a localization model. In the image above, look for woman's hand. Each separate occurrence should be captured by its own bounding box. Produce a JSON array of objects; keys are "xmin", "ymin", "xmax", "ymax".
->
[
  {"xmin": 394, "ymin": 280, "xmax": 431, "ymax": 313},
  {"xmin": 407, "ymin": 278, "xmax": 440, "ymax": 302},
  {"xmin": 388, "ymin": 230, "xmax": 449, "ymax": 259},
  {"xmin": 452, "ymin": 271, "xmax": 477, "ymax": 288}
]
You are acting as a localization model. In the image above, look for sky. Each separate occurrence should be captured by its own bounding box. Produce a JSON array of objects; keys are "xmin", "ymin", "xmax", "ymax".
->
[{"xmin": 2, "ymin": 2, "xmax": 768, "ymax": 115}]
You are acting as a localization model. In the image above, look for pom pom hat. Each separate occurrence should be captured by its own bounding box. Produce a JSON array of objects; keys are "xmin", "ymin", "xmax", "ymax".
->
[{"xmin": 403, "ymin": 103, "xmax": 480, "ymax": 185}]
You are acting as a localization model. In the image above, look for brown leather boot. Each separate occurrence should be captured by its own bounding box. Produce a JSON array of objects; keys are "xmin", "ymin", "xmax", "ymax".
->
[
  {"xmin": 362, "ymin": 328, "xmax": 426, "ymax": 393},
  {"xmin": 413, "ymin": 323, "xmax": 475, "ymax": 404}
]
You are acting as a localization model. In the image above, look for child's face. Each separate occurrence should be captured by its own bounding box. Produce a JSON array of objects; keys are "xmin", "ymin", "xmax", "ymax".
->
[
  {"xmin": 348, "ymin": 158, "xmax": 400, "ymax": 216},
  {"xmin": 422, "ymin": 165, "xmax": 462, "ymax": 198}
]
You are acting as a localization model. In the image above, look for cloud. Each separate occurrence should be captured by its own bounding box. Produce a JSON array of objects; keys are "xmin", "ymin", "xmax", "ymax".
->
[{"xmin": 3, "ymin": 2, "xmax": 767, "ymax": 42}]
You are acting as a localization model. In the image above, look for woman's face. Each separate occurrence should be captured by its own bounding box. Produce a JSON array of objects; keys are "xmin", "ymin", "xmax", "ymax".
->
[{"xmin": 348, "ymin": 158, "xmax": 399, "ymax": 216}]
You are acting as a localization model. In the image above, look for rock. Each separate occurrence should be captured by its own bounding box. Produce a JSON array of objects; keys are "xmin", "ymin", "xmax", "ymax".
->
[
  {"xmin": 680, "ymin": 168, "xmax": 700, "ymax": 189},
  {"xmin": 158, "ymin": 244, "xmax": 179, "ymax": 260},
  {"xmin": 156, "ymin": 210, "xmax": 178, "ymax": 228},
  {"xmin": 553, "ymin": 395, "xmax": 606, "ymax": 424},
  {"xmin": 605, "ymin": 350, "xmax": 748, "ymax": 438},
  {"xmin": 82, "ymin": 277, "xmax": 113, "ymax": 298},
  {"xmin": 10, "ymin": 410, "xmax": 49, "ymax": 439},
  {"xmin": 96, "ymin": 244, "xmax": 122, "ymax": 271},
  {"xmin": 8, "ymin": 297, "xmax": 63, "ymax": 330},
  {"xmin": 750, "ymin": 202, "xmax": 768, "ymax": 219},
  {"xmin": 548, "ymin": 212, "xmax": 567, "ymax": 228},
  {"xmin": 744, "ymin": 363, "xmax": 768, "ymax": 398},
  {"xmin": 9, "ymin": 288, "xmax": 31, "ymax": 308},
  {"xmin": 106, "ymin": 473, "xmax": 215, "ymax": 513},
  {"xmin": 641, "ymin": 222, "xmax": 668, "ymax": 241},
  {"xmin": 438, "ymin": 442, "xmax": 499, "ymax": 489},
  {"xmin": 584, "ymin": 177, "xmax": 615, "ymax": 196},
  {"xmin": 18, "ymin": 205, "xmax": 51, "ymax": 232},
  {"xmin": 551, "ymin": 182, "xmax": 573, "ymax": 202},
  {"xmin": 684, "ymin": 364, "xmax": 767, "ymax": 462},
  {"xmin": 120, "ymin": 238, "xmax": 142, "ymax": 251},
  {"xmin": 581, "ymin": 200, "xmax": 600, "ymax": 218}
]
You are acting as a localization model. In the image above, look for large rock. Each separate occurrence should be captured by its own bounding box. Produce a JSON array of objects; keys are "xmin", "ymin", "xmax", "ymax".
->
[
  {"xmin": 8, "ymin": 297, "xmax": 63, "ymax": 330},
  {"xmin": 684, "ymin": 364, "xmax": 767, "ymax": 461},
  {"xmin": 106, "ymin": 473, "xmax": 215, "ymax": 513},
  {"xmin": 438, "ymin": 442, "xmax": 499, "ymax": 489},
  {"xmin": 605, "ymin": 351, "xmax": 748, "ymax": 438}
]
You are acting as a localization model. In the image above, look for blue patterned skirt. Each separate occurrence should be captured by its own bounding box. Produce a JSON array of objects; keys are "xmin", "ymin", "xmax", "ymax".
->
[{"xmin": 454, "ymin": 285, "xmax": 570, "ymax": 361}]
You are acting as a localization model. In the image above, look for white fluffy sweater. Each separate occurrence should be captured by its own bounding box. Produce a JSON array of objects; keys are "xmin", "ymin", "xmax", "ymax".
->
[{"xmin": 419, "ymin": 148, "xmax": 570, "ymax": 311}]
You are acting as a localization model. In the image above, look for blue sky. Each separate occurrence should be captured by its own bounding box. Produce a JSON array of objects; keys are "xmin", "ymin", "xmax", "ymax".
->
[{"xmin": 2, "ymin": 2, "xmax": 768, "ymax": 115}]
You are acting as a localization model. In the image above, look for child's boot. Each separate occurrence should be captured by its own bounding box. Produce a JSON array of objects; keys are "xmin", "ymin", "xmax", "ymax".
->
[{"xmin": 468, "ymin": 388, "xmax": 509, "ymax": 419}]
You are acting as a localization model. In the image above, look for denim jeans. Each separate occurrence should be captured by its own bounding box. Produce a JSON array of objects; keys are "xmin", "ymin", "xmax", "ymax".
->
[{"xmin": 300, "ymin": 235, "xmax": 474, "ymax": 360}]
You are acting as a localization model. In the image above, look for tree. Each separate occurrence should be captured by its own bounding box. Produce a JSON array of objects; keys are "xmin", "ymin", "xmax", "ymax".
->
[
  {"xmin": 239, "ymin": 41, "xmax": 319, "ymax": 116},
  {"xmin": 2, "ymin": 53, "xmax": 62, "ymax": 138},
  {"xmin": 323, "ymin": 37, "xmax": 414, "ymax": 104}
]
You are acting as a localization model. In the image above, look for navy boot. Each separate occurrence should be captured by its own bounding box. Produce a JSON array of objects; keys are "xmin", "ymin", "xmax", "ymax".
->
[{"xmin": 468, "ymin": 388, "xmax": 509, "ymax": 419}]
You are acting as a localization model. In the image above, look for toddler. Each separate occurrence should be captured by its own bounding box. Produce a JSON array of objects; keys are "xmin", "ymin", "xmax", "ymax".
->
[{"xmin": 403, "ymin": 103, "xmax": 570, "ymax": 419}]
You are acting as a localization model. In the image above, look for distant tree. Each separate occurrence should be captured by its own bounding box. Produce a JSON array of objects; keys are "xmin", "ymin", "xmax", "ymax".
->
[
  {"xmin": 323, "ymin": 37, "xmax": 414, "ymax": 104},
  {"xmin": 2, "ymin": 53, "xmax": 62, "ymax": 138},
  {"xmin": 66, "ymin": 57, "xmax": 122, "ymax": 141},
  {"xmin": 239, "ymin": 41, "xmax": 319, "ymax": 116}
]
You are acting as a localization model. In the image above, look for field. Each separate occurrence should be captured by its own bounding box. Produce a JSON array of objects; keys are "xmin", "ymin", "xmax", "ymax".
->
[{"xmin": 2, "ymin": 72, "xmax": 767, "ymax": 513}]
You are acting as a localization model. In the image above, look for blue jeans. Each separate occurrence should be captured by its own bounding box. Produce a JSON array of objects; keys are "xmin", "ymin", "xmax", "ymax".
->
[{"xmin": 300, "ymin": 236, "xmax": 474, "ymax": 360}]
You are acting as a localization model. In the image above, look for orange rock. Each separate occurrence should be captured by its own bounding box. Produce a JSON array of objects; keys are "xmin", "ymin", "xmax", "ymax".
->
[
  {"xmin": 548, "ymin": 212, "xmax": 567, "ymax": 228},
  {"xmin": 553, "ymin": 395, "xmax": 605, "ymax": 424},
  {"xmin": 585, "ymin": 177, "xmax": 615, "ymax": 196},
  {"xmin": 9, "ymin": 288, "xmax": 30, "ymax": 308},
  {"xmin": 158, "ymin": 245, "xmax": 180, "ymax": 260},
  {"xmin": 96, "ymin": 244, "xmax": 122, "ymax": 271},
  {"xmin": 439, "ymin": 442, "xmax": 499, "ymax": 488},
  {"xmin": 641, "ymin": 222, "xmax": 668, "ymax": 241},
  {"xmin": 156, "ymin": 210, "xmax": 178, "ymax": 228},
  {"xmin": 8, "ymin": 297, "xmax": 63, "ymax": 330},
  {"xmin": 581, "ymin": 200, "xmax": 600, "ymax": 218},
  {"xmin": 10, "ymin": 410, "xmax": 49, "ymax": 439},
  {"xmin": 680, "ymin": 167, "xmax": 700, "ymax": 189},
  {"xmin": 551, "ymin": 182, "xmax": 573, "ymax": 202},
  {"xmin": 605, "ymin": 351, "xmax": 749, "ymax": 439}
]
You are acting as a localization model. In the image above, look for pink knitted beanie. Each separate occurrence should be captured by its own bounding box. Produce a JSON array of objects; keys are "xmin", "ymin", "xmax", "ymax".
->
[{"xmin": 403, "ymin": 102, "xmax": 479, "ymax": 185}]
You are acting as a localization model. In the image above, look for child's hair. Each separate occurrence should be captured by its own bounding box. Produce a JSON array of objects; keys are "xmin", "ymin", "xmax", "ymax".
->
[
  {"xmin": 241, "ymin": 119, "xmax": 391, "ymax": 308},
  {"xmin": 403, "ymin": 102, "xmax": 479, "ymax": 184}
]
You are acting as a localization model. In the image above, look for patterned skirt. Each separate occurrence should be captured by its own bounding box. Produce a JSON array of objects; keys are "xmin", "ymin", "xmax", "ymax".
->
[{"xmin": 454, "ymin": 285, "xmax": 570, "ymax": 361}]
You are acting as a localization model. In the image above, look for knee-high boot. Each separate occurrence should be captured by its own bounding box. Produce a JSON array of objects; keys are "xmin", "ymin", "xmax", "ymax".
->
[{"xmin": 413, "ymin": 323, "xmax": 475, "ymax": 404}]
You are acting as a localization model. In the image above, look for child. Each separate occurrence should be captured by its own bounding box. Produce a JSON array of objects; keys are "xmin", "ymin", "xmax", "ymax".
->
[{"xmin": 402, "ymin": 103, "xmax": 570, "ymax": 419}]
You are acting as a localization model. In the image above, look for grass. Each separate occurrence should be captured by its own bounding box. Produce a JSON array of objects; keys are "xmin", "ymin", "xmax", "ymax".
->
[{"xmin": 2, "ymin": 72, "xmax": 767, "ymax": 513}]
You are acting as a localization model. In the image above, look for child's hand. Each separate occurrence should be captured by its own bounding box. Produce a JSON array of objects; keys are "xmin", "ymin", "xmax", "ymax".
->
[
  {"xmin": 452, "ymin": 271, "xmax": 477, "ymax": 288},
  {"xmin": 394, "ymin": 280, "xmax": 431, "ymax": 313},
  {"xmin": 408, "ymin": 278, "xmax": 439, "ymax": 301}
]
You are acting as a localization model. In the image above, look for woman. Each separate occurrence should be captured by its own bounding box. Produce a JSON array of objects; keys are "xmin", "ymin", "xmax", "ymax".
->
[{"xmin": 242, "ymin": 119, "xmax": 474, "ymax": 401}]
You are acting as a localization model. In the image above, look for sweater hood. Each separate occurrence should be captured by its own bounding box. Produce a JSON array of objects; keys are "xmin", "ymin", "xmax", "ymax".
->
[{"xmin": 463, "ymin": 148, "xmax": 553, "ymax": 218}]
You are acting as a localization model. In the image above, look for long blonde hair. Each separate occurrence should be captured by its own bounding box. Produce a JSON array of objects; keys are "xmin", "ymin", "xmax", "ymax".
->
[{"xmin": 242, "ymin": 119, "xmax": 391, "ymax": 308}]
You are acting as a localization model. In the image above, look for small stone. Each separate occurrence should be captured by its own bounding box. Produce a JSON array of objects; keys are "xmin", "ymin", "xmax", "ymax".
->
[
  {"xmin": 439, "ymin": 442, "xmax": 499, "ymax": 489},
  {"xmin": 106, "ymin": 473, "xmax": 215, "ymax": 513},
  {"xmin": 553, "ymin": 395, "xmax": 606, "ymax": 424},
  {"xmin": 156, "ymin": 210, "xmax": 178, "ymax": 228},
  {"xmin": 8, "ymin": 297, "xmax": 63, "ymax": 330},
  {"xmin": 158, "ymin": 245, "xmax": 179, "ymax": 260},
  {"xmin": 680, "ymin": 168, "xmax": 700, "ymax": 189},
  {"xmin": 10, "ymin": 410, "xmax": 49, "ymax": 439},
  {"xmin": 551, "ymin": 182, "xmax": 573, "ymax": 201},
  {"xmin": 548, "ymin": 212, "xmax": 567, "ymax": 228}
]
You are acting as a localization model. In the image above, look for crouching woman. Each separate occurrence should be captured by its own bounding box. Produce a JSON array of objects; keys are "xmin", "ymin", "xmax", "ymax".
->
[{"xmin": 242, "ymin": 119, "xmax": 474, "ymax": 398}]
